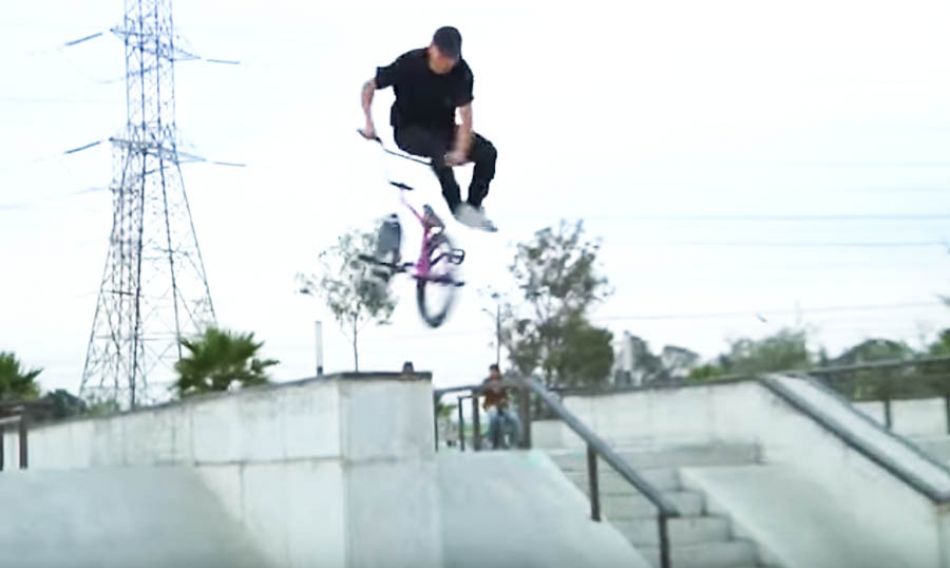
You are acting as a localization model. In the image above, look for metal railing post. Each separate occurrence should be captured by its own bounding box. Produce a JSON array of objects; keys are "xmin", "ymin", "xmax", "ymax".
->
[
  {"xmin": 944, "ymin": 395, "xmax": 950, "ymax": 435},
  {"xmin": 472, "ymin": 395, "xmax": 482, "ymax": 451},
  {"xmin": 658, "ymin": 513, "xmax": 672, "ymax": 568},
  {"xmin": 457, "ymin": 396, "xmax": 466, "ymax": 451},
  {"xmin": 519, "ymin": 382, "xmax": 532, "ymax": 449},
  {"xmin": 17, "ymin": 415, "xmax": 28, "ymax": 470},
  {"xmin": 883, "ymin": 395, "xmax": 893, "ymax": 430},
  {"xmin": 587, "ymin": 444, "xmax": 601, "ymax": 521},
  {"xmin": 433, "ymin": 393, "xmax": 440, "ymax": 451},
  {"xmin": 0, "ymin": 424, "xmax": 4, "ymax": 472}
]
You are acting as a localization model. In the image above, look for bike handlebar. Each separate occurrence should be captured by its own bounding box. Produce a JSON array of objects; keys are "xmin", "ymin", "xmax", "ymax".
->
[
  {"xmin": 357, "ymin": 128, "xmax": 431, "ymax": 166},
  {"xmin": 357, "ymin": 128, "xmax": 383, "ymax": 144}
]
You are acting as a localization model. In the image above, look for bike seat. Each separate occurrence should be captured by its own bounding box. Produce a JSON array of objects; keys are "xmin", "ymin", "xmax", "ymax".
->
[{"xmin": 389, "ymin": 180, "xmax": 414, "ymax": 191}]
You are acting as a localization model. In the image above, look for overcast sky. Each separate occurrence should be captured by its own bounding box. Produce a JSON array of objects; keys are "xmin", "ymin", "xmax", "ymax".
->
[{"xmin": 2, "ymin": 0, "xmax": 949, "ymax": 395}]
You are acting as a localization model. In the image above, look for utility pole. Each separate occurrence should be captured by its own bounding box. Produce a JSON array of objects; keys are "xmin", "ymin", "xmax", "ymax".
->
[
  {"xmin": 493, "ymin": 300, "xmax": 501, "ymax": 367},
  {"xmin": 315, "ymin": 320, "xmax": 324, "ymax": 377},
  {"xmin": 482, "ymin": 290, "xmax": 502, "ymax": 367},
  {"xmin": 79, "ymin": 0, "xmax": 216, "ymax": 408}
]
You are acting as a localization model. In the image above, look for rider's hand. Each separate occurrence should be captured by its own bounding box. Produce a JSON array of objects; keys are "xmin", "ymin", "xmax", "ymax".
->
[
  {"xmin": 360, "ymin": 122, "xmax": 377, "ymax": 141},
  {"xmin": 444, "ymin": 148, "xmax": 467, "ymax": 166}
]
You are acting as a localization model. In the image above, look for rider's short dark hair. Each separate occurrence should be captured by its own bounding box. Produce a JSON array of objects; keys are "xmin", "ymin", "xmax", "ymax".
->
[{"xmin": 489, "ymin": 363, "xmax": 500, "ymax": 372}]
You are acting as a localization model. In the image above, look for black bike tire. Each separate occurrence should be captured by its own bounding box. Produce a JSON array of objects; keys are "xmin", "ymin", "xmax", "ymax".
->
[{"xmin": 415, "ymin": 232, "xmax": 458, "ymax": 328}]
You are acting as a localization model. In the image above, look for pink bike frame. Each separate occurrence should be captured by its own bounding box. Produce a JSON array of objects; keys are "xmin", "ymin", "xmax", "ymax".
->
[
  {"xmin": 395, "ymin": 188, "xmax": 440, "ymax": 281},
  {"xmin": 360, "ymin": 129, "xmax": 460, "ymax": 285}
]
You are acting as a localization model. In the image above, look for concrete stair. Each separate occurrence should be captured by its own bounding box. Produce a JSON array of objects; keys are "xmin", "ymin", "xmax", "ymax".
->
[
  {"xmin": 549, "ymin": 442, "xmax": 760, "ymax": 471},
  {"xmin": 547, "ymin": 443, "xmax": 766, "ymax": 568},
  {"xmin": 640, "ymin": 540, "xmax": 760, "ymax": 568},
  {"xmin": 612, "ymin": 516, "xmax": 730, "ymax": 546},
  {"xmin": 598, "ymin": 490, "xmax": 705, "ymax": 519}
]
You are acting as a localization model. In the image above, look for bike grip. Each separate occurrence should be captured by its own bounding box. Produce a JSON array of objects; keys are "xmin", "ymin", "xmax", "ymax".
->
[{"xmin": 356, "ymin": 128, "xmax": 382, "ymax": 143}]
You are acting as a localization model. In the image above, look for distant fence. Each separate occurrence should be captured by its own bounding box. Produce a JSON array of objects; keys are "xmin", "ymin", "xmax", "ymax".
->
[{"xmin": 805, "ymin": 356, "xmax": 950, "ymax": 432}]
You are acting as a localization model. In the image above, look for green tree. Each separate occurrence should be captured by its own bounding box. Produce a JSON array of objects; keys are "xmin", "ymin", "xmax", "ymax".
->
[
  {"xmin": 41, "ymin": 389, "xmax": 87, "ymax": 419},
  {"xmin": 920, "ymin": 330, "xmax": 950, "ymax": 398},
  {"xmin": 691, "ymin": 328, "xmax": 812, "ymax": 380},
  {"xmin": 173, "ymin": 327, "xmax": 278, "ymax": 398},
  {"xmin": 500, "ymin": 303, "xmax": 543, "ymax": 377},
  {"xmin": 298, "ymin": 226, "xmax": 397, "ymax": 371},
  {"xmin": 834, "ymin": 338, "xmax": 914, "ymax": 365},
  {"xmin": 832, "ymin": 338, "xmax": 920, "ymax": 401},
  {"xmin": 726, "ymin": 328, "xmax": 813, "ymax": 374},
  {"xmin": 929, "ymin": 329, "xmax": 950, "ymax": 356},
  {"xmin": 546, "ymin": 316, "xmax": 614, "ymax": 387},
  {"xmin": 662, "ymin": 345, "xmax": 701, "ymax": 381},
  {"xmin": 689, "ymin": 363, "xmax": 726, "ymax": 381},
  {"xmin": 502, "ymin": 220, "xmax": 614, "ymax": 388},
  {"xmin": 83, "ymin": 394, "xmax": 121, "ymax": 418},
  {"xmin": 0, "ymin": 351, "xmax": 42, "ymax": 401}
]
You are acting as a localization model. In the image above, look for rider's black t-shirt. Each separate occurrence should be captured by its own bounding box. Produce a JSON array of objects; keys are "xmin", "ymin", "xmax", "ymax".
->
[{"xmin": 375, "ymin": 48, "xmax": 474, "ymax": 131}]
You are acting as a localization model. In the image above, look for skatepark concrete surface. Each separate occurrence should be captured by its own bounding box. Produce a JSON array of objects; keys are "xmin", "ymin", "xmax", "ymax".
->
[
  {"xmin": 0, "ymin": 466, "xmax": 266, "ymax": 568},
  {"xmin": 438, "ymin": 450, "xmax": 649, "ymax": 568}
]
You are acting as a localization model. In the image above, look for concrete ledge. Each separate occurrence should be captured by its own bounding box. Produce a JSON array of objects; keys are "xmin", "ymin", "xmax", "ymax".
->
[
  {"xmin": 12, "ymin": 372, "xmax": 437, "ymax": 470},
  {"xmin": 20, "ymin": 372, "xmax": 432, "ymax": 434}
]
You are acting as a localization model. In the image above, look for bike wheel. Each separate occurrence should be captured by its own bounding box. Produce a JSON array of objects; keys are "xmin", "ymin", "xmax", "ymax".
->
[{"xmin": 416, "ymin": 232, "xmax": 458, "ymax": 328}]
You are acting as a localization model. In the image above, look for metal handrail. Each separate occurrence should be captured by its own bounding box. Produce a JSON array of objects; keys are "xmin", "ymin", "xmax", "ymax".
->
[
  {"xmin": 550, "ymin": 356, "xmax": 950, "ymax": 434},
  {"xmin": 434, "ymin": 377, "xmax": 679, "ymax": 568},
  {"xmin": 0, "ymin": 416, "xmax": 24, "ymax": 427},
  {"xmin": 523, "ymin": 378, "xmax": 681, "ymax": 515},
  {"xmin": 552, "ymin": 355, "xmax": 950, "ymax": 399},
  {"xmin": 806, "ymin": 355, "xmax": 950, "ymax": 375},
  {"xmin": 761, "ymin": 375, "xmax": 950, "ymax": 504}
]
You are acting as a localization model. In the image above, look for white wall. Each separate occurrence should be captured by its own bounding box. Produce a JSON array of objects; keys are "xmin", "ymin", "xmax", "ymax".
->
[
  {"xmin": 556, "ymin": 377, "xmax": 950, "ymax": 568},
  {"xmin": 531, "ymin": 419, "xmax": 567, "ymax": 450},
  {"xmin": 4, "ymin": 374, "xmax": 442, "ymax": 568}
]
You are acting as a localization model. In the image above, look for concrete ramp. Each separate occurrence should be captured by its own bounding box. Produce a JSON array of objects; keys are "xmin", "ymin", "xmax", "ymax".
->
[
  {"xmin": 0, "ymin": 467, "xmax": 266, "ymax": 568},
  {"xmin": 767, "ymin": 375, "xmax": 950, "ymax": 496},
  {"xmin": 682, "ymin": 464, "xmax": 916, "ymax": 568},
  {"xmin": 439, "ymin": 450, "xmax": 651, "ymax": 568}
]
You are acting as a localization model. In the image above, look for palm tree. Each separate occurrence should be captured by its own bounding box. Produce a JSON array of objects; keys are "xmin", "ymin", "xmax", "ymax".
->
[
  {"xmin": 173, "ymin": 327, "xmax": 279, "ymax": 398},
  {"xmin": 0, "ymin": 352, "xmax": 42, "ymax": 401}
]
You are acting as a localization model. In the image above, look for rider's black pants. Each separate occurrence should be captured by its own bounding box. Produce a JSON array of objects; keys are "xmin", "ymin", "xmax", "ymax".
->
[{"xmin": 394, "ymin": 125, "xmax": 497, "ymax": 212}]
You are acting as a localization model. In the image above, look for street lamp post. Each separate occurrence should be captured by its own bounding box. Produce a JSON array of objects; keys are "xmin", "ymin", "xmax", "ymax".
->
[{"xmin": 482, "ymin": 291, "xmax": 502, "ymax": 367}]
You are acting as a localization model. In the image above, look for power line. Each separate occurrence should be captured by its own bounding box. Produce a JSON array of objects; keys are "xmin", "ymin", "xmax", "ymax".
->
[
  {"xmin": 501, "ymin": 213, "xmax": 950, "ymax": 223},
  {"xmin": 784, "ymin": 161, "xmax": 950, "ymax": 168},
  {"xmin": 0, "ymin": 95, "xmax": 113, "ymax": 105},
  {"xmin": 592, "ymin": 301, "xmax": 944, "ymax": 323},
  {"xmin": 353, "ymin": 301, "xmax": 947, "ymax": 342},
  {"xmin": 64, "ymin": 31, "xmax": 105, "ymax": 47},
  {"xmin": 609, "ymin": 240, "xmax": 946, "ymax": 249}
]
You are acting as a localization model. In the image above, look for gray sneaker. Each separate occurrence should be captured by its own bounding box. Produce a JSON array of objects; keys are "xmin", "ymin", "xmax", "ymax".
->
[
  {"xmin": 473, "ymin": 206, "xmax": 498, "ymax": 232},
  {"xmin": 454, "ymin": 204, "xmax": 498, "ymax": 232}
]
